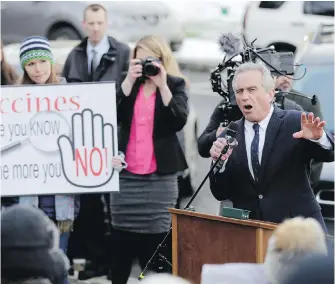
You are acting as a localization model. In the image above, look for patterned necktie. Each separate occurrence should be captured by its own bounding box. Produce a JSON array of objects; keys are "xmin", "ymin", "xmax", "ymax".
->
[
  {"xmin": 90, "ymin": 49, "xmax": 99, "ymax": 78},
  {"xmin": 251, "ymin": 123, "xmax": 261, "ymax": 182}
]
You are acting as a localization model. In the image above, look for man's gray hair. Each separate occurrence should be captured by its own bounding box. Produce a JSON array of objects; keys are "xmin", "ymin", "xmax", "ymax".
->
[{"xmin": 232, "ymin": 62, "xmax": 275, "ymax": 93}]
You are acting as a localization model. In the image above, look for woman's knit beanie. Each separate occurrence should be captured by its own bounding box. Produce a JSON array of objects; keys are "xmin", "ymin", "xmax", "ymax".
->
[{"xmin": 20, "ymin": 36, "xmax": 54, "ymax": 69}]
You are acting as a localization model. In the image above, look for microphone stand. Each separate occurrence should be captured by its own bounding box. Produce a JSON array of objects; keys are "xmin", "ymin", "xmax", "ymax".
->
[{"xmin": 138, "ymin": 150, "xmax": 228, "ymax": 280}]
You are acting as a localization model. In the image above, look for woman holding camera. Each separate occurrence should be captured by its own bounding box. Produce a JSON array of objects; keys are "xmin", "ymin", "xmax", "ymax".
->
[{"xmin": 110, "ymin": 35, "xmax": 189, "ymax": 284}]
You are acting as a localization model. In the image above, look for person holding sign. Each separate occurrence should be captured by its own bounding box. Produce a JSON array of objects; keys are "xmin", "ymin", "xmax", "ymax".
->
[
  {"xmin": 110, "ymin": 35, "xmax": 189, "ymax": 284},
  {"xmin": 16, "ymin": 36, "xmax": 79, "ymax": 284}
]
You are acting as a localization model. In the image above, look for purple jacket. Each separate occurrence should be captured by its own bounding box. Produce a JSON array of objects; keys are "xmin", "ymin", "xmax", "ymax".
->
[{"xmin": 39, "ymin": 195, "xmax": 80, "ymax": 219}]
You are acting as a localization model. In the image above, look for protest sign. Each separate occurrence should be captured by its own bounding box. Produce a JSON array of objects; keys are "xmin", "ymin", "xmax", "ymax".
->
[{"xmin": 0, "ymin": 82, "xmax": 119, "ymax": 196}]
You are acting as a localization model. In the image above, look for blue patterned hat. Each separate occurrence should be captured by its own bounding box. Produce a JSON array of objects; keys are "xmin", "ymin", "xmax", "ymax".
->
[{"xmin": 20, "ymin": 36, "xmax": 54, "ymax": 69}]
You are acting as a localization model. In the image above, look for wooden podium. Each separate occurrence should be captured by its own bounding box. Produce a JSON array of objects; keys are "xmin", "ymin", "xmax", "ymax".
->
[{"xmin": 169, "ymin": 208, "xmax": 278, "ymax": 284}]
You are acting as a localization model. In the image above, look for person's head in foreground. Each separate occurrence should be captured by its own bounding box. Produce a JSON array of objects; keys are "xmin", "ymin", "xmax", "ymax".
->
[
  {"xmin": 140, "ymin": 273, "xmax": 192, "ymax": 284},
  {"xmin": 282, "ymin": 253, "xmax": 334, "ymax": 284},
  {"xmin": 264, "ymin": 217, "xmax": 328, "ymax": 284},
  {"xmin": 201, "ymin": 262, "xmax": 268, "ymax": 284},
  {"xmin": 1, "ymin": 204, "xmax": 70, "ymax": 284},
  {"xmin": 201, "ymin": 217, "xmax": 328, "ymax": 284}
]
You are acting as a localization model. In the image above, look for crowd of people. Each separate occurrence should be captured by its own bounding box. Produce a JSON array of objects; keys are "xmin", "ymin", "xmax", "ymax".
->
[
  {"xmin": 1, "ymin": 2, "xmax": 334, "ymax": 284},
  {"xmin": 2, "ymin": 205, "xmax": 334, "ymax": 284}
]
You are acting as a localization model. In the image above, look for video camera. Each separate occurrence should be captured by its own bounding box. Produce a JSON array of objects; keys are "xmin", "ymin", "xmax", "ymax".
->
[{"xmin": 210, "ymin": 33, "xmax": 295, "ymax": 126}]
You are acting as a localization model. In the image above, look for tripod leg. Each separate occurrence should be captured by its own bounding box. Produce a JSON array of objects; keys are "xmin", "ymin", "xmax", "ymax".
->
[{"xmin": 139, "ymin": 232, "xmax": 172, "ymax": 274}]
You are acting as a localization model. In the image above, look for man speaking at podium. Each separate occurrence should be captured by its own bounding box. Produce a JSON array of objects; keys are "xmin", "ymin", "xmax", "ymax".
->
[{"xmin": 209, "ymin": 62, "xmax": 334, "ymax": 232}]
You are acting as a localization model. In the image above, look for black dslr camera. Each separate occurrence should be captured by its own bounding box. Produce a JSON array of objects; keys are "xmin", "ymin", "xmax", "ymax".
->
[{"xmin": 139, "ymin": 56, "xmax": 161, "ymax": 77}]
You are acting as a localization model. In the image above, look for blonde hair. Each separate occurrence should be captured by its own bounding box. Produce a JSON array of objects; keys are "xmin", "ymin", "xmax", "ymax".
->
[
  {"xmin": 271, "ymin": 217, "xmax": 327, "ymax": 253},
  {"xmin": 264, "ymin": 217, "xmax": 327, "ymax": 284},
  {"xmin": 133, "ymin": 35, "xmax": 190, "ymax": 87}
]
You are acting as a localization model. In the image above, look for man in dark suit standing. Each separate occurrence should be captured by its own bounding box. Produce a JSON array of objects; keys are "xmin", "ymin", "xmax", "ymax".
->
[
  {"xmin": 209, "ymin": 62, "xmax": 334, "ymax": 232},
  {"xmin": 63, "ymin": 3, "xmax": 130, "ymax": 279}
]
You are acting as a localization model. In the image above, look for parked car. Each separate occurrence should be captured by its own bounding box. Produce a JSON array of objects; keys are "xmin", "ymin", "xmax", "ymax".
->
[
  {"xmin": 164, "ymin": 0, "xmax": 249, "ymax": 40},
  {"xmin": 295, "ymin": 23, "xmax": 334, "ymax": 61},
  {"xmin": 1, "ymin": 1, "xmax": 184, "ymax": 51},
  {"xmin": 243, "ymin": 1, "xmax": 334, "ymax": 52},
  {"xmin": 4, "ymin": 40, "xmax": 199, "ymax": 193},
  {"xmin": 292, "ymin": 24, "xmax": 334, "ymax": 221}
]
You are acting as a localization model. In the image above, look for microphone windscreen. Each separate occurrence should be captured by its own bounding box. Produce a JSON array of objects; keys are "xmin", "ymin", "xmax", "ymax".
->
[
  {"xmin": 217, "ymin": 128, "xmax": 227, "ymax": 139},
  {"xmin": 226, "ymin": 121, "xmax": 238, "ymax": 138},
  {"xmin": 217, "ymin": 121, "xmax": 238, "ymax": 139},
  {"xmin": 218, "ymin": 33, "xmax": 243, "ymax": 58}
]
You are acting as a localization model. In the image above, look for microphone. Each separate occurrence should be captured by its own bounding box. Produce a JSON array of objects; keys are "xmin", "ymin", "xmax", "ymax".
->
[
  {"xmin": 213, "ymin": 121, "xmax": 238, "ymax": 174},
  {"xmin": 218, "ymin": 33, "xmax": 244, "ymax": 58}
]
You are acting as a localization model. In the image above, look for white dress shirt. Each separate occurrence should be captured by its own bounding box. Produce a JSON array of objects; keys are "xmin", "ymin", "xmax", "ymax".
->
[{"xmin": 86, "ymin": 36, "xmax": 110, "ymax": 73}]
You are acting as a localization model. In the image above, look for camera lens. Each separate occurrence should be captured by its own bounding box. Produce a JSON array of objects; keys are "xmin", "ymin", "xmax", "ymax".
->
[{"xmin": 143, "ymin": 63, "xmax": 160, "ymax": 76}]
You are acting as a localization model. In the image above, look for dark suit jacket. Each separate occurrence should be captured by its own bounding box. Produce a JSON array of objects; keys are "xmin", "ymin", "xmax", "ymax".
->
[
  {"xmin": 209, "ymin": 107, "xmax": 334, "ymax": 223},
  {"xmin": 117, "ymin": 75, "xmax": 189, "ymax": 174},
  {"xmin": 286, "ymin": 89, "xmax": 324, "ymax": 190}
]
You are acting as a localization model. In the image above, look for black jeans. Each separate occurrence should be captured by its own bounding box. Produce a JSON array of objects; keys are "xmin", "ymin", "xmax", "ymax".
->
[
  {"xmin": 67, "ymin": 193, "xmax": 110, "ymax": 271},
  {"xmin": 109, "ymin": 227, "xmax": 172, "ymax": 284}
]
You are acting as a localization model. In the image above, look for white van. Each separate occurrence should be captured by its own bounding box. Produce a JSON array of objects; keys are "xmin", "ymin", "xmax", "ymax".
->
[{"xmin": 243, "ymin": 1, "xmax": 334, "ymax": 52}]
